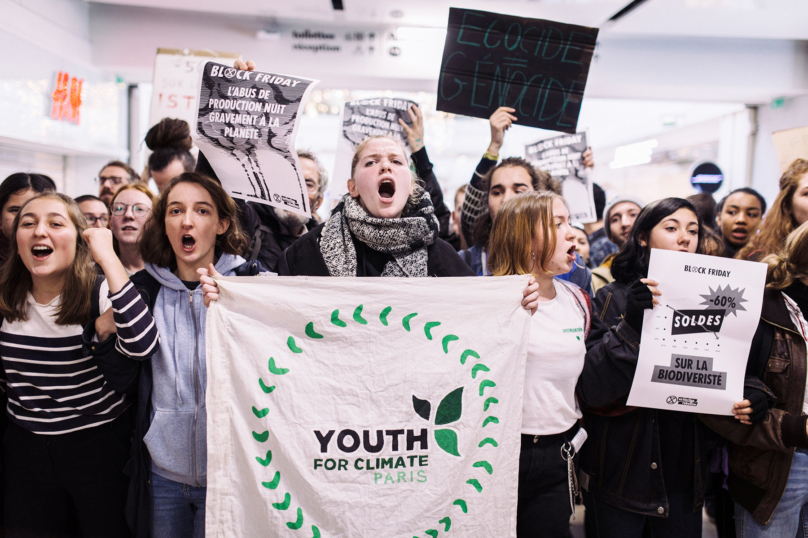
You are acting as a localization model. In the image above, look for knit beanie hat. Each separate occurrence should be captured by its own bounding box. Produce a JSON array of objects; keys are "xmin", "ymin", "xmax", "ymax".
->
[{"xmin": 603, "ymin": 195, "xmax": 646, "ymax": 242}]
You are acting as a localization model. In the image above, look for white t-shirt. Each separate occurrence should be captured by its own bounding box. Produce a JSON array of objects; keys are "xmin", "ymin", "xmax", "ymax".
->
[{"xmin": 522, "ymin": 280, "xmax": 586, "ymax": 436}]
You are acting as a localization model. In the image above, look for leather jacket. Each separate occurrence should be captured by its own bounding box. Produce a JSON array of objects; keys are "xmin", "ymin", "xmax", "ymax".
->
[{"xmin": 702, "ymin": 287, "xmax": 808, "ymax": 525}]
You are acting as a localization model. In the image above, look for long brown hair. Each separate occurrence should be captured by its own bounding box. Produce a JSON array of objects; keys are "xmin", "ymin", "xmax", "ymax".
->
[
  {"xmin": 0, "ymin": 193, "xmax": 95, "ymax": 325},
  {"xmin": 488, "ymin": 191, "xmax": 561, "ymax": 276},
  {"xmin": 763, "ymin": 220, "xmax": 808, "ymax": 290},
  {"xmin": 738, "ymin": 158, "xmax": 808, "ymax": 260},
  {"xmin": 139, "ymin": 172, "xmax": 247, "ymax": 268}
]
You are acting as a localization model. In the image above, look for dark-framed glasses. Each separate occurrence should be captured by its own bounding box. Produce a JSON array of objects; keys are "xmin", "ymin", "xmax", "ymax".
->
[
  {"xmin": 84, "ymin": 214, "xmax": 109, "ymax": 226},
  {"xmin": 95, "ymin": 176, "xmax": 127, "ymax": 186},
  {"xmin": 110, "ymin": 203, "xmax": 151, "ymax": 217}
]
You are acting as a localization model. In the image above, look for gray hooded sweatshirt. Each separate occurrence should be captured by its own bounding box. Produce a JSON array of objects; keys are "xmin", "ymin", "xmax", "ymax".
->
[{"xmin": 143, "ymin": 253, "xmax": 246, "ymax": 487}]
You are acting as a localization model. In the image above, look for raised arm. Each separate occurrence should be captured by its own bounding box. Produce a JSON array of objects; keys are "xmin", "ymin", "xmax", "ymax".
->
[
  {"xmin": 399, "ymin": 105, "xmax": 460, "ymax": 249},
  {"xmin": 460, "ymin": 107, "xmax": 516, "ymax": 244}
]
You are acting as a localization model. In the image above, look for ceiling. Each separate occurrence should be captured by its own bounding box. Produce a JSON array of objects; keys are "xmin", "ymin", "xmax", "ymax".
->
[{"xmin": 87, "ymin": 0, "xmax": 808, "ymax": 40}]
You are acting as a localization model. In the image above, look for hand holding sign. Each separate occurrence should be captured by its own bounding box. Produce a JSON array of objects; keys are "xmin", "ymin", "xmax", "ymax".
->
[
  {"xmin": 192, "ymin": 61, "xmax": 318, "ymax": 216},
  {"xmin": 626, "ymin": 250, "xmax": 766, "ymax": 415},
  {"xmin": 488, "ymin": 107, "xmax": 518, "ymax": 155},
  {"xmin": 437, "ymin": 8, "xmax": 598, "ymax": 133},
  {"xmin": 397, "ymin": 105, "xmax": 425, "ymax": 153}
]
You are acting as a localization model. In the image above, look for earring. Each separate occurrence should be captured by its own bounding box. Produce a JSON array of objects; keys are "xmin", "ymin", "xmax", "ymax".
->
[{"xmin": 532, "ymin": 252, "xmax": 536, "ymax": 262}]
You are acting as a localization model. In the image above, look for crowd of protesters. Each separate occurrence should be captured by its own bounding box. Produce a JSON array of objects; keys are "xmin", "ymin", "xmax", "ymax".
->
[{"xmin": 0, "ymin": 60, "xmax": 806, "ymax": 538}]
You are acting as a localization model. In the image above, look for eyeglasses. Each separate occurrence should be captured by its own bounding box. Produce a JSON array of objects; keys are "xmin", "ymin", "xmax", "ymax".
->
[
  {"xmin": 110, "ymin": 203, "xmax": 151, "ymax": 217},
  {"xmin": 95, "ymin": 176, "xmax": 127, "ymax": 186},
  {"xmin": 84, "ymin": 214, "xmax": 109, "ymax": 225}
]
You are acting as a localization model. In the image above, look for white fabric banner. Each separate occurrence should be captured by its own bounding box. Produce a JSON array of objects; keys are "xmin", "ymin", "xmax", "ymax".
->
[
  {"xmin": 627, "ymin": 249, "xmax": 767, "ymax": 415},
  {"xmin": 205, "ymin": 275, "xmax": 531, "ymax": 537}
]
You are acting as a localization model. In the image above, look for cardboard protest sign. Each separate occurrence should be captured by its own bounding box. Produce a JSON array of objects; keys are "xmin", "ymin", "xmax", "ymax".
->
[
  {"xmin": 525, "ymin": 132, "xmax": 594, "ymax": 223},
  {"xmin": 772, "ymin": 125, "xmax": 808, "ymax": 173},
  {"xmin": 437, "ymin": 8, "xmax": 598, "ymax": 134},
  {"xmin": 328, "ymin": 97, "xmax": 417, "ymax": 208},
  {"xmin": 149, "ymin": 48, "xmax": 239, "ymax": 129},
  {"xmin": 192, "ymin": 62, "xmax": 318, "ymax": 216},
  {"xmin": 627, "ymin": 250, "xmax": 766, "ymax": 415},
  {"xmin": 206, "ymin": 276, "xmax": 531, "ymax": 537}
]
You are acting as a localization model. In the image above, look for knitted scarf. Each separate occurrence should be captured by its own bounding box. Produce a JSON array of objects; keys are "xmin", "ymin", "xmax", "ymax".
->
[{"xmin": 320, "ymin": 192, "xmax": 439, "ymax": 277}]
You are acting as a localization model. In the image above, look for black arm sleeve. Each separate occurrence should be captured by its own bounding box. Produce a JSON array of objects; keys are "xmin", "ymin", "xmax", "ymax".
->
[{"xmin": 412, "ymin": 147, "xmax": 460, "ymax": 250}]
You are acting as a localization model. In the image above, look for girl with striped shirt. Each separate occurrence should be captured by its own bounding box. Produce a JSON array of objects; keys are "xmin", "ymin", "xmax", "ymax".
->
[{"xmin": 0, "ymin": 192, "xmax": 158, "ymax": 536}]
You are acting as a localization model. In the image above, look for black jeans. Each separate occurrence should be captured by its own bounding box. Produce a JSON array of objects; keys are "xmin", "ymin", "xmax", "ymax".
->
[
  {"xmin": 517, "ymin": 424, "xmax": 579, "ymax": 538},
  {"xmin": 583, "ymin": 490, "xmax": 702, "ymax": 538},
  {"xmin": 4, "ymin": 409, "xmax": 133, "ymax": 538}
]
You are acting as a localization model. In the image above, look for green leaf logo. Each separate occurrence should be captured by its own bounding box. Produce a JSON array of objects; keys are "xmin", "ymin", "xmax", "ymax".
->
[
  {"xmin": 412, "ymin": 395, "xmax": 431, "ymax": 421},
  {"xmin": 412, "ymin": 387, "xmax": 464, "ymax": 457},
  {"xmin": 435, "ymin": 387, "xmax": 463, "ymax": 425},
  {"xmin": 434, "ymin": 429, "xmax": 460, "ymax": 457}
]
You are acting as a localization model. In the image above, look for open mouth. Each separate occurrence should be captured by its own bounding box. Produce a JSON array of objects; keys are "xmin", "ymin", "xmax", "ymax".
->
[
  {"xmin": 731, "ymin": 228, "xmax": 747, "ymax": 239},
  {"xmin": 378, "ymin": 179, "xmax": 396, "ymax": 200},
  {"xmin": 567, "ymin": 244, "xmax": 577, "ymax": 260},
  {"xmin": 181, "ymin": 234, "xmax": 196, "ymax": 252},
  {"xmin": 122, "ymin": 226, "xmax": 138, "ymax": 232},
  {"xmin": 32, "ymin": 245, "xmax": 53, "ymax": 260}
]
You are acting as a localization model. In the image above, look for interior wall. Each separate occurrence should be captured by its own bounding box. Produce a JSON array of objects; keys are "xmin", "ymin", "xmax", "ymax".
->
[{"xmin": 751, "ymin": 94, "xmax": 808, "ymax": 204}]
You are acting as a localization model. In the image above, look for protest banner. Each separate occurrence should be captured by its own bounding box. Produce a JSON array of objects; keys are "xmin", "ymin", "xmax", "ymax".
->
[
  {"xmin": 626, "ymin": 250, "xmax": 766, "ymax": 415},
  {"xmin": 772, "ymin": 125, "xmax": 808, "ymax": 173},
  {"xmin": 436, "ymin": 8, "xmax": 598, "ymax": 134},
  {"xmin": 149, "ymin": 49, "xmax": 239, "ymax": 128},
  {"xmin": 205, "ymin": 276, "xmax": 531, "ymax": 537},
  {"xmin": 525, "ymin": 132, "xmax": 595, "ymax": 222},
  {"xmin": 192, "ymin": 62, "xmax": 318, "ymax": 216},
  {"xmin": 328, "ymin": 97, "xmax": 417, "ymax": 208}
]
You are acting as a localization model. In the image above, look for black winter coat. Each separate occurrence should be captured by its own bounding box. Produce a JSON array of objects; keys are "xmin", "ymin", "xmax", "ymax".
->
[
  {"xmin": 249, "ymin": 203, "xmax": 317, "ymax": 272},
  {"xmin": 277, "ymin": 223, "xmax": 474, "ymax": 277},
  {"xmin": 576, "ymin": 281, "xmax": 709, "ymax": 517}
]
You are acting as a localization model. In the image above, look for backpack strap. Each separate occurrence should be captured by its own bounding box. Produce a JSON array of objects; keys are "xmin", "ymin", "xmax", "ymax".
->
[
  {"xmin": 91, "ymin": 274, "xmax": 106, "ymax": 319},
  {"xmin": 557, "ymin": 279, "xmax": 592, "ymax": 339},
  {"xmin": 248, "ymin": 225, "xmax": 271, "ymax": 262}
]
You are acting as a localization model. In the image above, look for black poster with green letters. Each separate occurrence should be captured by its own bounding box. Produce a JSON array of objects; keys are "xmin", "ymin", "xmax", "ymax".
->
[{"xmin": 437, "ymin": 8, "xmax": 598, "ymax": 134}]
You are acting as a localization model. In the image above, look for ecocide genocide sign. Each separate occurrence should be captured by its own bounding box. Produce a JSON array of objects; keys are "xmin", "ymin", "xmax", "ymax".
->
[
  {"xmin": 205, "ymin": 276, "xmax": 531, "ymax": 537},
  {"xmin": 525, "ymin": 132, "xmax": 595, "ymax": 222},
  {"xmin": 437, "ymin": 8, "xmax": 598, "ymax": 134},
  {"xmin": 627, "ymin": 250, "xmax": 766, "ymax": 415},
  {"xmin": 328, "ymin": 97, "xmax": 417, "ymax": 207},
  {"xmin": 192, "ymin": 62, "xmax": 318, "ymax": 216}
]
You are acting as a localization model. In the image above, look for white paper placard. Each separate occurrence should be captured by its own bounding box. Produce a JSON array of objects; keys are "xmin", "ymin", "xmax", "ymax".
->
[{"xmin": 626, "ymin": 249, "xmax": 767, "ymax": 415}]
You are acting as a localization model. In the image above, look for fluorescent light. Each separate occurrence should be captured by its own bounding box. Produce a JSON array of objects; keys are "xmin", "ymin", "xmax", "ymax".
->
[{"xmin": 609, "ymin": 139, "xmax": 659, "ymax": 169}]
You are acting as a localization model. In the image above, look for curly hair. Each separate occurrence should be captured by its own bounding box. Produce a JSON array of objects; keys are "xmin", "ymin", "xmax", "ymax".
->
[
  {"xmin": 139, "ymin": 172, "xmax": 247, "ymax": 268},
  {"xmin": 763, "ymin": 220, "xmax": 808, "ymax": 290},
  {"xmin": 738, "ymin": 159, "xmax": 808, "ymax": 260},
  {"xmin": 0, "ymin": 193, "xmax": 96, "ymax": 325}
]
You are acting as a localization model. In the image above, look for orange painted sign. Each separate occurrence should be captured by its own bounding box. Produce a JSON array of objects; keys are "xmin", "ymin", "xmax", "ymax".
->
[{"xmin": 51, "ymin": 71, "xmax": 83, "ymax": 125}]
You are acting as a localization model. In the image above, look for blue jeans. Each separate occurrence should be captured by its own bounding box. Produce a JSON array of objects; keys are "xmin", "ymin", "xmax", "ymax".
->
[
  {"xmin": 735, "ymin": 448, "xmax": 808, "ymax": 538},
  {"xmin": 150, "ymin": 471, "xmax": 207, "ymax": 538}
]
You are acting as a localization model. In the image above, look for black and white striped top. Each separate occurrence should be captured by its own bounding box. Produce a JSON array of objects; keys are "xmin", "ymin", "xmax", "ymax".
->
[{"xmin": 0, "ymin": 280, "xmax": 159, "ymax": 435}]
